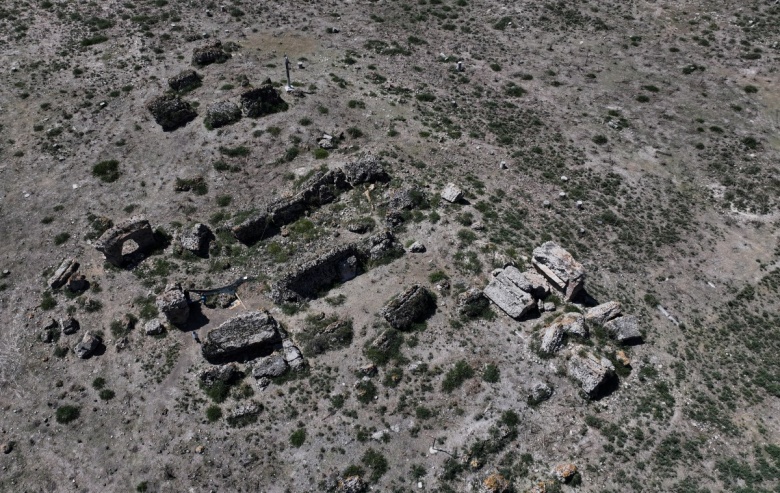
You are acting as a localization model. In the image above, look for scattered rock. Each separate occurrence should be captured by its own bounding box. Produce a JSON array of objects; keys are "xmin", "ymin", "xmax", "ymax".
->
[
  {"xmin": 585, "ymin": 301, "xmax": 622, "ymax": 326},
  {"xmin": 168, "ymin": 69, "xmax": 202, "ymax": 92},
  {"xmin": 346, "ymin": 219, "xmax": 374, "ymax": 234},
  {"xmin": 225, "ymin": 402, "xmax": 262, "ymax": 427},
  {"xmin": 204, "ymin": 101, "xmax": 242, "ymax": 129},
  {"xmin": 484, "ymin": 266, "xmax": 537, "ymax": 319},
  {"xmin": 48, "ymin": 258, "xmax": 78, "ymax": 289},
  {"xmin": 146, "ymin": 94, "xmax": 197, "ymax": 131},
  {"xmin": 199, "ymin": 363, "xmax": 239, "ymax": 386},
  {"xmin": 240, "ymin": 79, "xmax": 288, "ymax": 117},
  {"xmin": 156, "ymin": 282, "xmax": 190, "ymax": 327},
  {"xmin": 74, "ymin": 331, "xmax": 101, "ymax": 359},
  {"xmin": 481, "ymin": 472, "xmax": 512, "ymax": 493},
  {"xmin": 202, "ymin": 311, "xmax": 284, "ymax": 363},
  {"xmin": 180, "ymin": 223, "xmax": 213, "ymax": 255},
  {"xmin": 60, "ymin": 316, "xmax": 80, "ymax": 335},
  {"xmin": 408, "ymin": 241, "xmax": 426, "ymax": 253},
  {"xmin": 192, "ymin": 41, "xmax": 230, "ymax": 66},
  {"xmin": 144, "ymin": 319, "xmax": 165, "ymax": 336},
  {"xmin": 387, "ymin": 187, "xmax": 427, "ymax": 211},
  {"xmin": 318, "ymin": 137, "xmax": 334, "ymax": 149},
  {"xmin": 358, "ymin": 364, "xmax": 377, "ymax": 376},
  {"xmin": 532, "ymin": 241, "xmax": 585, "ymax": 301},
  {"xmin": 382, "ymin": 284, "xmax": 436, "ymax": 330},
  {"xmin": 604, "ymin": 315, "xmax": 642, "ymax": 343},
  {"xmin": 339, "ymin": 475, "xmax": 368, "ymax": 493},
  {"xmin": 543, "ymin": 301, "xmax": 556, "ymax": 312},
  {"xmin": 528, "ymin": 381, "xmax": 553, "ymax": 405},
  {"xmin": 342, "ymin": 155, "xmax": 389, "ymax": 186},
  {"xmin": 252, "ymin": 354, "xmax": 288, "ymax": 378},
  {"xmin": 441, "ymin": 183, "xmax": 463, "ymax": 203},
  {"xmin": 567, "ymin": 347, "xmax": 615, "ymax": 397},
  {"xmin": 552, "ymin": 463, "xmax": 578, "ymax": 483},
  {"xmin": 282, "ymin": 342, "xmax": 306, "ymax": 371},
  {"xmin": 1, "ymin": 441, "xmax": 13, "ymax": 454},
  {"xmin": 94, "ymin": 217, "xmax": 158, "ymax": 267}
]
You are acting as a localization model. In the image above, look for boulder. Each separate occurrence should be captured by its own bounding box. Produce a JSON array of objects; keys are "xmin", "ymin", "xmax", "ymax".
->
[
  {"xmin": 74, "ymin": 331, "xmax": 101, "ymax": 359},
  {"xmin": 60, "ymin": 316, "xmax": 80, "ymax": 335},
  {"xmin": 66, "ymin": 273, "xmax": 88, "ymax": 292},
  {"xmin": 240, "ymin": 79, "xmax": 288, "ymax": 117},
  {"xmin": 482, "ymin": 473, "xmax": 512, "ymax": 493},
  {"xmin": 94, "ymin": 217, "xmax": 157, "ymax": 267},
  {"xmin": 204, "ymin": 101, "xmax": 242, "ymax": 129},
  {"xmin": 342, "ymin": 155, "xmax": 389, "ymax": 186},
  {"xmin": 339, "ymin": 476, "xmax": 367, "ymax": 493},
  {"xmin": 156, "ymin": 283, "xmax": 190, "ymax": 327},
  {"xmin": 387, "ymin": 187, "xmax": 426, "ymax": 211},
  {"xmin": 337, "ymin": 256, "xmax": 359, "ymax": 282},
  {"xmin": 180, "ymin": 223, "xmax": 213, "ymax": 255},
  {"xmin": 483, "ymin": 266, "xmax": 537, "ymax": 319},
  {"xmin": 199, "ymin": 363, "xmax": 239, "ymax": 385},
  {"xmin": 202, "ymin": 311, "xmax": 284, "ymax": 363},
  {"xmin": 441, "ymin": 183, "xmax": 463, "ymax": 203},
  {"xmin": 528, "ymin": 381, "xmax": 553, "ymax": 405},
  {"xmin": 585, "ymin": 301, "xmax": 622, "ymax": 326},
  {"xmin": 408, "ymin": 241, "xmax": 426, "ymax": 253},
  {"xmin": 457, "ymin": 288, "xmax": 489, "ymax": 317},
  {"xmin": 192, "ymin": 41, "xmax": 229, "ymax": 66},
  {"xmin": 282, "ymin": 341, "xmax": 306, "ymax": 371},
  {"xmin": 48, "ymin": 258, "xmax": 78, "ymax": 289},
  {"xmin": 382, "ymin": 284, "xmax": 436, "ymax": 330},
  {"xmin": 567, "ymin": 348, "xmax": 615, "ymax": 397},
  {"xmin": 552, "ymin": 463, "xmax": 578, "ymax": 483},
  {"xmin": 604, "ymin": 315, "xmax": 642, "ymax": 343},
  {"xmin": 252, "ymin": 354, "xmax": 288, "ymax": 378},
  {"xmin": 532, "ymin": 242, "xmax": 585, "ymax": 301},
  {"xmin": 168, "ymin": 69, "xmax": 202, "ymax": 92},
  {"xmin": 146, "ymin": 94, "xmax": 197, "ymax": 131},
  {"xmin": 540, "ymin": 324, "xmax": 565, "ymax": 354},
  {"xmin": 144, "ymin": 319, "xmax": 165, "ymax": 336},
  {"xmin": 538, "ymin": 312, "xmax": 587, "ymax": 354}
]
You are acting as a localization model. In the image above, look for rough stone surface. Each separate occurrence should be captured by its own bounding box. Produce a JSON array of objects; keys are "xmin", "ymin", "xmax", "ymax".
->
[
  {"xmin": 94, "ymin": 217, "xmax": 157, "ymax": 267},
  {"xmin": 408, "ymin": 241, "xmax": 426, "ymax": 253},
  {"xmin": 382, "ymin": 284, "xmax": 436, "ymax": 330},
  {"xmin": 199, "ymin": 363, "xmax": 239, "ymax": 385},
  {"xmin": 441, "ymin": 183, "xmax": 463, "ymax": 203},
  {"xmin": 552, "ymin": 463, "xmax": 578, "ymax": 483},
  {"xmin": 528, "ymin": 381, "xmax": 553, "ymax": 404},
  {"xmin": 204, "ymin": 101, "xmax": 242, "ymax": 129},
  {"xmin": 74, "ymin": 331, "xmax": 100, "ymax": 359},
  {"xmin": 202, "ymin": 311, "xmax": 283, "ymax": 363},
  {"xmin": 481, "ymin": 472, "xmax": 512, "ymax": 493},
  {"xmin": 585, "ymin": 301, "xmax": 622, "ymax": 326},
  {"xmin": 66, "ymin": 273, "xmax": 88, "ymax": 292},
  {"xmin": 180, "ymin": 223, "xmax": 213, "ymax": 255},
  {"xmin": 144, "ymin": 319, "xmax": 165, "ymax": 336},
  {"xmin": 156, "ymin": 283, "xmax": 190, "ymax": 327},
  {"xmin": 282, "ymin": 341, "xmax": 306, "ymax": 371},
  {"xmin": 240, "ymin": 79, "xmax": 288, "ymax": 117},
  {"xmin": 252, "ymin": 354, "xmax": 288, "ymax": 378},
  {"xmin": 567, "ymin": 348, "xmax": 615, "ymax": 397},
  {"xmin": 2, "ymin": 442, "xmax": 13, "ymax": 454},
  {"xmin": 387, "ymin": 187, "xmax": 426, "ymax": 211},
  {"xmin": 192, "ymin": 41, "xmax": 229, "ymax": 66},
  {"xmin": 532, "ymin": 242, "xmax": 585, "ymax": 301},
  {"xmin": 540, "ymin": 324, "xmax": 565, "ymax": 354},
  {"xmin": 339, "ymin": 476, "xmax": 367, "ymax": 493},
  {"xmin": 168, "ymin": 69, "xmax": 201, "ymax": 92},
  {"xmin": 48, "ymin": 258, "xmax": 78, "ymax": 289},
  {"xmin": 61, "ymin": 316, "xmax": 80, "ymax": 335},
  {"xmin": 604, "ymin": 315, "xmax": 642, "ymax": 343},
  {"xmin": 342, "ymin": 155, "xmax": 389, "ymax": 186},
  {"xmin": 457, "ymin": 288, "xmax": 489, "ymax": 317},
  {"xmin": 146, "ymin": 94, "xmax": 197, "ymax": 131},
  {"xmin": 337, "ymin": 256, "xmax": 359, "ymax": 282},
  {"xmin": 484, "ymin": 266, "xmax": 537, "ymax": 319}
]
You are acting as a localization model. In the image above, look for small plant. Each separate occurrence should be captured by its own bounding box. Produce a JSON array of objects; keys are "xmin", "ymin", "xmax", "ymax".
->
[
  {"xmin": 346, "ymin": 127, "xmax": 364, "ymax": 138},
  {"xmin": 361, "ymin": 448, "xmax": 389, "ymax": 481},
  {"xmin": 216, "ymin": 195, "xmax": 232, "ymax": 207},
  {"xmin": 429, "ymin": 270, "xmax": 449, "ymax": 283},
  {"xmin": 482, "ymin": 363, "xmax": 500, "ymax": 383},
  {"xmin": 41, "ymin": 291, "xmax": 57, "ymax": 310},
  {"xmin": 205, "ymin": 405, "xmax": 222, "ymax": 422},
  {"xmin": 313, "ymin": 148, "xmax": 329, "ymax": 159},
  {"xmin": 92, "ymin": 377, "xmax": 106, "ymax": 389},
  {"xmin": 136, "ymin": 482, "xmax": 148, "ymax": 492},
  {"xmin": 290, "ymin": 428, "xmax": 306, "ymax": 447},
  {"xmin": 99, "ymin": 389, "xmax": 116, "ymax": 400},
  {"xmin": 56, "ymin": 405, "xmax": 81, "ymax": 424},
  {"xmin": 53, "ymin": 232, "xmax": 70, "ymax": 245},
  {"xmin": 744, "ymin": 85, "xmax": 758, "ymax": 94},
  {"xmin": 592, "ymin": 134, "xmax": 608, "ymax": 145},
  {"xmin": 347, "ymin": 99, "xmax": 365, "ymax": 109},
  {"xmin": 298, "ymin": 117, "xmax": 312, "ymax": 126},
  {"xmin": 442, "ymin": 360, "xmax": 474, "ymax": 392},
  {"xmin": 416, "ymin": 93, "xmax": 435, "ymax": 102},
  {"xmin": 219, "ymin": 146, "xmax": 250, "ymax": 157},
  {"xmin": 355, "ymin": 380, "xmax": 377, "ymax": 404},
  {"xmin": 92, "ymin": 160, "xmax": 120, "ymax": 182}
]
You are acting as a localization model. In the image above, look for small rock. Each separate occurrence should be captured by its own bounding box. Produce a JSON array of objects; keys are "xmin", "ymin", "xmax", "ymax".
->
[
  {"xmin": 552, "ymin": 463, "xmax": 577, "ymax": 483},
  {"xmin": 528, "ymin": 381, "xmax": 553, "ymax": 405},
  {"xmin": 48, "ymin": 258, "xmax": 78, "ymax": 289},
  {"xmin": 60, "ymin": 316, "xmax": 80, "ymax": 335},
  {"xmin": 604, "ymin": 315, "xmax": 642, "ymax": 343},
  {"xmin": 543, "ymin": 302, "xmax": 556, "ymax": 312},
  {"xmin": 499, "ymin": 161, "xmax": 508, "ymax": 169},
  {"xmin": 253, "ymin": 354, "xmax": 288, "ymax": 379},
  {"xmin": 2, "ymin": 441, "xmax": 13, "ymax": 454},
  {"xmin": 195, "ymin": 445, "xmax": 205, "ymax": 454},
  {"xmin": 74, "ymin": 331, "xmax": 101, "ymax": 359}
]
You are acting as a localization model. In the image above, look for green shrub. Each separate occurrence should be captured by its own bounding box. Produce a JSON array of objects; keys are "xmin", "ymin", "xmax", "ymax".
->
[
  {"xmin": 429, "ymin": 270, "xmax": 449, "ymax": 283},
  {"xmin": 355, "ymin": 380, "xmax": 377, "ymax": 404},
  {"xmin": 416, "ymin": 93, "xmax": 435, "ymax": 102},
  {"xmin": 290, "ymin": 428, "xmax": 306, "ymax": 447},
  {"xmin": 99, "ymin": 389, "xmax": 115, "ymax": 400},
  {"xmin": 41, "ymin": 291, "xmax": 57, "ymax": 310},
  {"xmin": 482, "ymin": 364, "xmax": 500, "ymax": 383},
  {"xmin": 744, "ymin": 85, "xmax": 758, "ymax": 94},
  {"xmin": 361, "ymin": 448, "xmax": 389, "ymax": 480},
  {"xmin": 346, "ymin": 127, "xmax": 364, "ymax": 138},
  {"xmin": 592, "ymin": 135, "xmax": 608, "ymax": 145},
  {"xmin": 442, "ymin": 360, "xmax": 474, "ymax": 392},
  {"xmin": 56, "ymin": 405, "xmax": 81, "ymax": 424},
  {"xmin": 92, "ymin": 160, "xmax": 120, "ymax": 182},
  {"xmin": 92, "ymin": 377, "xmax": 106, "ymax": 389},
  {"xmin": 219, "ymin": 145, "xmax": 250, "ymax": 157},
  {"xmin": 81, "ymin": 35, "xmax": 108, "ymax": 46},
  {"xmin": 205, "ymin": 405, "xmax": 222, "ymax": 422},
  {"xmin": 53, "ymin": 232, "xmax": 70, "ymax": 245},
  {"xmin": 216, "ymin": 195, "xmax": 232, "ymax": 207},
  {"xmin": 313, "ymin": 148, "xmax": 329, "ymax": 159}
]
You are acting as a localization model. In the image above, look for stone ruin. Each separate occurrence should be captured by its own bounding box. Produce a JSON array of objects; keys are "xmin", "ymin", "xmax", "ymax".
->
[
  {"xmin": 192, "ymin": 40, "xmax": 230, "ymax": 66},
  {"xmin": 146, "ymin": 94, "xmax": 197, "ymax": 131},
  {"xmin": 531, "ymin": 241, "xmax": 585, "ymax": 302},
  {"xmin": 202, "ymin": 311, "xmax": 291, "ymax": 364},
  {"xmin": 269, "ymin": 230, "xmax": 403, "ymax": 304},
  {"xmin": 94, "ymin": 217, "xmax": 158, "ymax": 267},
  {"xmin": 156, "ymin": 282, "xmax": 190, "ymax": 327},
  {"xmin": 232, "ymin": 155, "xmax": 389, "ymax": 244},
  {"xmin": 168, "ymin": 69, "xmax": 201, "ymax": 92},
  {"xmin": 204, "ymin": 101, "xmax": 242, "ymax": 129},
  {"xmin": 382, "ymin": 284, "xmax": 437, "ymax": 330}
]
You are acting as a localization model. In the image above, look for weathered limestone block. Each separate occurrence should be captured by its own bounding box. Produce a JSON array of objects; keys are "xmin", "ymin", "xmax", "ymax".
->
[
  {"xmin": 585, "ymin": 301, "xmax": 622, "ymax": 326},
  {"xmin": 201, "ymin": 311, "xmax": 283, "ymax": 363},
  {"xmin": 94, "ymin": 217, "xmax": 157, "ymax": 267},
  {"xmin": 48, "ymin": 258, "xmax": 78, "ymax": 289},
  {"xmin": 604, "ymin": 315, "xmax": 642, "ymax": 343},
  {"xmin": 441, "ymin": 183, "xmax": 463, "ymax": 203},
  {"xmin": 484, "ymin": 266, "xmax": 537, "ymax": 319},
  {"xmin": 567, "ymin": 347, "xmax": 615, "ymax": 397},
  {"xmin": 146, "ymin": 95, "xmax": 197, "ymax": 131},
  {"xmin": 156, "ymin": 282, "xmax": 190, "ymax": 327},
  {"xmin": 382, "ymin": 284, "xmax": 436, "ymax": 330},
  {"xmin": 532, "ymin": 242, "xmax": 585, "ymax": 301}
]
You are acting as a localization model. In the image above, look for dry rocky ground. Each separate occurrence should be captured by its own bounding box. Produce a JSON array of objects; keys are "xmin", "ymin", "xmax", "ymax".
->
[{"xmin": 1, "ymin": 0, "xmax": 779, "ymax": 492}]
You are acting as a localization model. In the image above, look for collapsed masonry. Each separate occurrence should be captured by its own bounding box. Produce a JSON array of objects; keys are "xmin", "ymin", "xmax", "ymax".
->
[
  {"xmin": 269, "ymin": 230, "xmax": 403, "ymax": 303},
  {"xmin": 94, "ymin": 217, "xmax": 158, "ymax": 267},
  {"xmin": 232, "ymin": 155, "xmax": 389, "ymax": 244}
]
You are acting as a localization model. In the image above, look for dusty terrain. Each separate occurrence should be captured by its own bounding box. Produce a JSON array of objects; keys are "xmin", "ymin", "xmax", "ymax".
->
[{"xmin": 1, "ymin": 0, "xmax": 779, "ymax": 492}]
